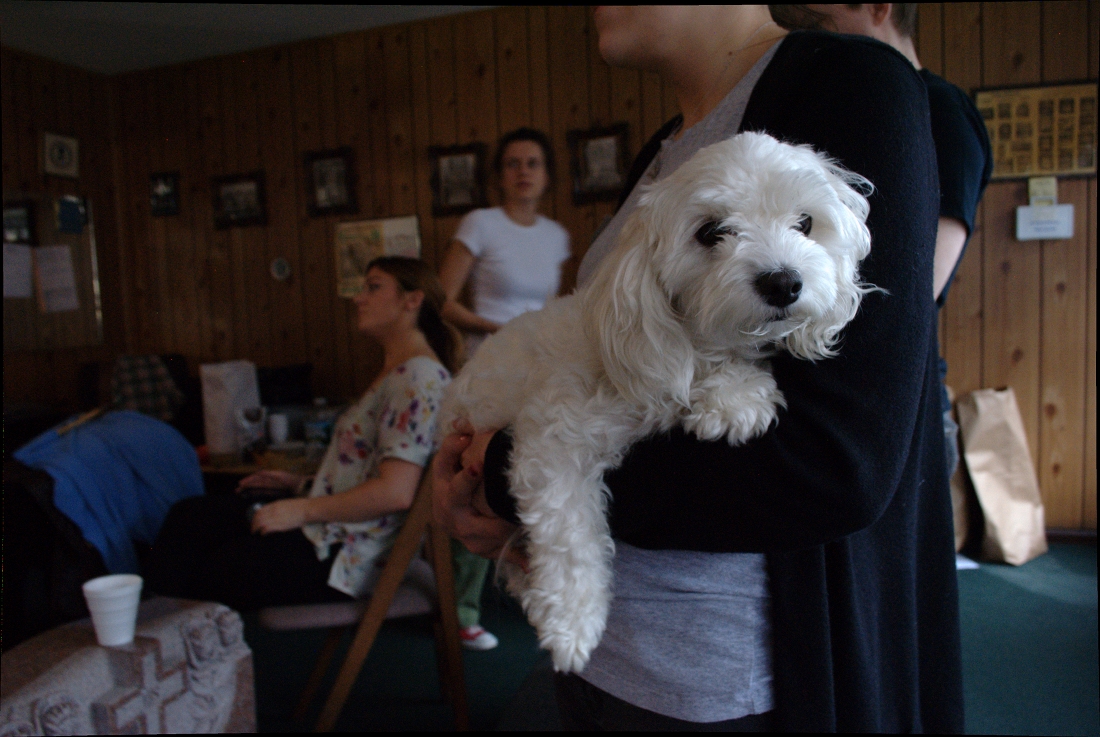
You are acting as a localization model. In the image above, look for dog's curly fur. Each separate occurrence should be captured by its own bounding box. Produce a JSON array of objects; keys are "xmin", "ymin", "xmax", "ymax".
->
[{"xmin": 441, "ymin": 132, "xmax": 877, "ymax": 673}]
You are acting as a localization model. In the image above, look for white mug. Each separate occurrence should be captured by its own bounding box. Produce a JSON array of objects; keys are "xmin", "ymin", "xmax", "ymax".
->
[{"xmin": 268, "ymin": 413, "xmax": 289, "ymax": 445}]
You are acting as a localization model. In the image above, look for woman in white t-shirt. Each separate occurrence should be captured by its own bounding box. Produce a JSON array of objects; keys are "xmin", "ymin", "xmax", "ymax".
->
[
  {"xmin": 439, "ymin": 128, "xmax": 571, "ymax": 358},
  {"xmin": 437, "ymin": 128, "xmax": 570, "ymax": 650}
]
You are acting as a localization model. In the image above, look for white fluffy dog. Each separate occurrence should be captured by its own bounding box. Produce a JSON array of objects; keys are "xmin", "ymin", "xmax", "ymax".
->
[{"xmin": 441, "ymin": 131, "xmax": 876, "ymax": 673}]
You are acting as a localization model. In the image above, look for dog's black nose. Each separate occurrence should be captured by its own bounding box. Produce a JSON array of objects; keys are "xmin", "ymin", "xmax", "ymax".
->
[{"xmin": 754, "ymin": 269, "xmax": 803, "ymax": 308}]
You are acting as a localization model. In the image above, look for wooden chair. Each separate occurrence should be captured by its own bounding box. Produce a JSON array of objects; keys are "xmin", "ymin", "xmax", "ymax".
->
[{"xmin": 257, "ymin": 466, "xmax": 469, "ymax": 731}]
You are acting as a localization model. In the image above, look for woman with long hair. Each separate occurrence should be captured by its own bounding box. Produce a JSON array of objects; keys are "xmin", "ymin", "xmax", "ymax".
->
[{"xmin": 148, "ymin": 257, "xmax": 459, "ymax": 610}]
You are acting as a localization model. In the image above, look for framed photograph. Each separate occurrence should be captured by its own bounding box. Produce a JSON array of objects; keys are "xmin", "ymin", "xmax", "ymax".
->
[
  {"xmin": 150, "ymin": 172, "xmax": 181, "ymax": 216},
  {"xmin": 43, "ymin": 132, "xmax": 79, "ymax": 178},
  {"xmin": 212, "ymin": 172, "xmax": 267, "ymax": 229},
  {"xmin": 568, "ymin": 124, "xmax": 629, "ymax": 205},
  {"xmin": 429, "ymin": 143, "xmax": 488, "ymax": 217},
  {"xmin": 305, "ymin": 147, "xmax": 358, "ymax": 217},
  {"xmin": 3, "ymin": 202, "xmax": 36, "ymax": 245},
  {"xmin": 973, "ymin": 81, "xmax": 1097, "ymax": 180}
]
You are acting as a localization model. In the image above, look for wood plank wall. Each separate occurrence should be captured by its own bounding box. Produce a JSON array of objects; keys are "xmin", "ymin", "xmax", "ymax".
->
[
  {"xmin": 3, "ymin": 5, "xmax": 1097, "ymax": 528},
  {"xmin": 917, "ymin": 2, "xmax": 1098, "ymax": 529},
  {"xmin": 103, "ymin": 7, "xmax": 679, "ymax": 403},
  {"xmin": 2, "ymin": 46, "xmax": 124, "ymax": 409}
]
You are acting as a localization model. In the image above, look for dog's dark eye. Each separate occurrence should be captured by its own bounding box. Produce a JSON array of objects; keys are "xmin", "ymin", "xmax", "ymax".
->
[
  {"xmin": 795, "ymin": 214, "xmax": 812, "ymax": 236},
  {"xmin": 694, "ymin": 220, "xmax": 733, "ymax": 248}
]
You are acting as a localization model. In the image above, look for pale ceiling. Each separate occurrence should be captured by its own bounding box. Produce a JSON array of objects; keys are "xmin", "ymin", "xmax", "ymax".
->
[{"xmin": 0, "ymin": 2, "xmax": 490, "ymax": 75}]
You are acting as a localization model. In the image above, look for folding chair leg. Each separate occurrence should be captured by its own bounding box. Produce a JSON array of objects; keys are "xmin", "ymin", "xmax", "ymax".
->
[
  {"xmin": 293, "ymin": 626, "xmax": 347, "ymax": 723},
  {"xmin": 428, "ymin": 522, "xmax": 470, "ymax": 731}
]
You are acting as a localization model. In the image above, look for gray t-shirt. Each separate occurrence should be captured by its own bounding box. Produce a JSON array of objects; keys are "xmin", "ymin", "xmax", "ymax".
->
[{"xmin": 575, "ymin": 43, "xmax": 780, "ymax": 723}]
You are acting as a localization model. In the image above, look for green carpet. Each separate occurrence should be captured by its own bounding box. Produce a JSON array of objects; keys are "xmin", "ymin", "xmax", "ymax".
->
[
  {"xmin": 958, "ymin": 541, "xmax": 1098, "ymax": 736},
  {"xmin": 245, "ymin": 542, "xmax": 1097, "ymax": 732}
]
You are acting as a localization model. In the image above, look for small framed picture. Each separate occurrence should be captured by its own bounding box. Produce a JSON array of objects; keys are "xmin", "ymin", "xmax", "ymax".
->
[
  {"xmin": 567, "ymin": 124, "xmax": 629, "ymax": 204},
  {"xmin": 212, "ymin": 172, "xmax": 267, "ymax": 229},
  {"xmin": 150, "ymin": 172, "xmax": 181, "ymax": 216},
  {"xmin": 3, "ymin": 201, "xmax": 36, "ymax": 245},
  {"xmin": 305, "ymin": 147, "xmax": 357, "ymax": 217},
  {"xmin": 43, "ymin": 132, "xmax": 80, "ymax": 178},
  {"xmin": 429, "ymin": 143, "xmax": 488, "ymax": 217}
]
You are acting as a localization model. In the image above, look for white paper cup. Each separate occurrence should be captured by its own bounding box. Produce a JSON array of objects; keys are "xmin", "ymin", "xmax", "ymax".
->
[
  {"xmin": 82, "ymin": 574, "xmax": 143, "ymax": 647},
  {"xmin": 268, "ymin": 413, "xmax": 289, "ymax": 445}
]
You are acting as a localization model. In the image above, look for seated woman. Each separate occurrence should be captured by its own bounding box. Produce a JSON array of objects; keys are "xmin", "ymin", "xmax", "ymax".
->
[{"xmin": 147, "ymin": 257, "xmax": 458, "ymax": 612}]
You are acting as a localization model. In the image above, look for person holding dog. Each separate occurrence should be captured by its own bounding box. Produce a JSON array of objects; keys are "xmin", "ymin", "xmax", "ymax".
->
[
  {"xmin": 434, "ymin": 4, "xmax": 962, "ymax": 733},
  {"xmin": 148, "ymin": 257, "xmax": 457, "ymax": 612}
]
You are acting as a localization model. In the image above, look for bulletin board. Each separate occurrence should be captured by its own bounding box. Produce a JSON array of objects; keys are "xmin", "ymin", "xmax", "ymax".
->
[
  {"xmin": 974, "ymin": 81, "xmax": 1098, "ymax": 180},
  {"xmin": 3, "ymin": 192, "xmax": 103, "ymax": 352}
]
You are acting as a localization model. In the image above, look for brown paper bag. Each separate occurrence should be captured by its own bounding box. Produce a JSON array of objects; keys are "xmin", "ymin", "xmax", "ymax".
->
[
  {"xmin": 956, "ymin": 387, "xmax": 1047, "ymax": 565},
  {"xmin": 944, "ymin": 386, "xmax": 969, "ymax": 552}
]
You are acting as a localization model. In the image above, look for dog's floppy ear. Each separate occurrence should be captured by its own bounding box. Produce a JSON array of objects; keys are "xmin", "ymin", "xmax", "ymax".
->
[{"xmin": 583, "ymin": 210, "xmax": 695, "ymax": 412}]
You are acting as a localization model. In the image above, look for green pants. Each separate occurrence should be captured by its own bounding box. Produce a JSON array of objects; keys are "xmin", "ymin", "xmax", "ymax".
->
[{"xmin": 451, "ymin": 538, "xmax": 491, "ymax": 628}]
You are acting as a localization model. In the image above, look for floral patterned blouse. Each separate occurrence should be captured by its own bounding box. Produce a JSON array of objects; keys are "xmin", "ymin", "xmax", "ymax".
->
[{"xmin": 301, "ymin": 356, "xmax": 450, "ymax": 598}]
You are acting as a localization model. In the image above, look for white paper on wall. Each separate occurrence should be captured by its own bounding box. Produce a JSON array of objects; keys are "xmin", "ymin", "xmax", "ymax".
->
[
  {"xmin": 34, "ymin": 244, "xmax": 80, "ymax": 312},
  {"xmin": 4, "ymin": 243, "xmax": 33, "ymax": 298}
]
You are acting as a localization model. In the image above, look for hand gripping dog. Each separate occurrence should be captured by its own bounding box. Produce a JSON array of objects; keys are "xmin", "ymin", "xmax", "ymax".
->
[{"xmin": 442, "ymin": 132, "xmax": 877, "ymax": 673}]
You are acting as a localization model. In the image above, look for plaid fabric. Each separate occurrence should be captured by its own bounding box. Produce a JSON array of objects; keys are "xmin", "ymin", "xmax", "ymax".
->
[{"xmin": 111, "ymin": 355, "xmax": 185, "ymax": 422}]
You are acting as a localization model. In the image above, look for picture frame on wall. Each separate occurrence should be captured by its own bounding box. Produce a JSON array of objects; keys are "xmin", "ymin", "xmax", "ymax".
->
[
  {"xmin": 43, "ymin": 132, "xmax": 79, "ymax": 178},
  {"xmin": 212, "ymin": 172, "xmax": 267, "ymax": 229},
  {"xmin": 567, "ymin": 123, "xmax": 629, "ymax": 205},
  {"xmin": 3, "ymin": 201, "xmax": 36, "ymax": 245},
  {"xmin": 305, "ymin": 147, "xmax": 358, "ymax": 217},
  {"xmin": 429, "ymin": 143, "xmax": 488, "ymax": 217},
  {"xmin": 150, "ymin": 172, "xmax": 181, "ymax": 217}
]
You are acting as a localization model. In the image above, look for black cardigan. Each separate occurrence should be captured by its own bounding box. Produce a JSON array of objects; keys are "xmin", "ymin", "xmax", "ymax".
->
[{"xmin": 484, "ymin": 31, "xmax": 962, "ymax": 733}]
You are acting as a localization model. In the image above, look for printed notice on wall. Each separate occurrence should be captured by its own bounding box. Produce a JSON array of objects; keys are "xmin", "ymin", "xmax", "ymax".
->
[
  {"xmin": 4, "ymin": 243, "xmax": 33, "ymax": 298},
  {"xmin": 334, "ymin": 216, "xmax": 422, "ymax": 297},
  {"xmin": 34, "ymin": 244, "xmax": 80, "ymax": 313},
  {"xmin": 975, "ymin": 82, "xmax": 1097, "ymax": 180}
]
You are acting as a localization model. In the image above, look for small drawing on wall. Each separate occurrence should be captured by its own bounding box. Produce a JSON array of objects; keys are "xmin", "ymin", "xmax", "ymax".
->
[
  {"xmin": 212, "ymin": 173, "xmax": 267, "ymax": 229},
  {"xmin": 305, "ymin": 147, "xmax": 357, "ymax": 217},
  {"xmin": 43, "ymin": 132, "xmax": 79, "ymax": 178},
  {"xmin": 4, "ymin": 202, "xmax": 36, "ymax": 245},
  {"xmin": 429, "ymin": 143, "xmax": 488, "ymax": 217},
  {"xmin": 334, "ymin": 216, "xmax": 422, "ymax": 297},
  {"xmin": 150, "ymin": 172, "xmax": 181, "ymax": 216}
]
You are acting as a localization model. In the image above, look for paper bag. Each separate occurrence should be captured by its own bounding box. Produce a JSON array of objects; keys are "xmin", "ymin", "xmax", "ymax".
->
[
  {"xmin": 200, "ymin": 360, "xmax": 261, "ymax": 456},
  {"xmin": 956, "ymin": 387, "xmax": 1047, "ymax": 565}
]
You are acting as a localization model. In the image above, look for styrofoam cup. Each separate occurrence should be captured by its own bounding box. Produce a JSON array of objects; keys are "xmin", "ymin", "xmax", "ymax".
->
[
  {"xmin": 268, "ymin": 413, "xmax": 289, "ymax": 445},
  {"xmin": 82, "ymin": 574, "xmax": 143, "ymax": 647}
]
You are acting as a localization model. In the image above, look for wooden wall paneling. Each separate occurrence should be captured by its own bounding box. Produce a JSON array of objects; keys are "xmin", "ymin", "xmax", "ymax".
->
[
  {"xmin": 384, "ymin": 27, "xmax": 418, "ymax": 221},
  {"xmin": 290, "ymin": 42, "xmax": 338, "ymax": 400},
  {"xmin": 218, "ymin": 56, "xmax": 253, "ymax": 366},
  {"xmin": 332, "ymin": 33, "xmax": 375, "ymax": 395},
  {"xmin": 640, "ymin": 71, "xmax": 665, "ymax": 145},
  {"xmin": 54, "ymin": 64, "xmax": 87, "ymax": 356},
  {"xmin": 527, "ymin": 8, "xmax": 554, "ymax": 219},
  {"xmin": 407, "ymin": 22, "xmax": 438, "ymax": 264},
  {"xmin": 159, "ymin": 66, "xmax": 201, "ymax": 361},
  {"xmin": 365, "ymin": 30, "xmax": 393, "ymax": 222},
  {"xmin": 1037, "ymin": 1, "xmax": 1092, "ymax": 527},
  {"xmin": 2, "ymin": 49, "xmax": 17, "ymax": 191},
  {"xmin": 940, "ymin": 2, "xmax": 985, "ymax": 398},
  {"xmin": 3, "ymin": 52, "xmax": 38, "ymax": 358},
  {"xmin": 981, "ymin": 181, "xmax": 1042, "ymax": 468},
  {"xmin": 426, "ymin": 19, "xmax": 459, "ymax": 260},
  {"xmin": 546, "ymin": 6, "xmax": 592, "ymax": 287},
  {"xmin": 258, "ymin": 47, "xmax": 307, "ymax": 370},
  {"xmin": 979, "ymin": 2, "xmax": 1043, "ymax": 468},
  {"xmin": 145, "ymin": 69, "xmax": 175, "ymax": 354},
  {"xmin": 181, "ymin": 61, "xmax": 214, "ymax": 363},
  {"xmin": 198, "ymin": 62, "xmax": 235, "ymax": 361},
  {"xmin": 1085, "ymin": 178, "xmax": 1096, "ymax": 528},
  {"xmin": 455, "ymin": 10, "xmax": 500, "ymax": 237},
  {"xmin": 982, "ymin": 2, "xmax": 1042, "ymax": 85},
  {"xmin": 314, "ymin": 37, "xmax": 355, "ymax": 400},
  {"xmin": 586, "ymin": 9, "xmax": 616, "ymax": 262},
  {"xmin": 28, "ymin": 57, "xmax": 58, "ymax": 355},
  {"xmin": 1038, "ymin": 178, "xmax": 1089, "ymax": 527},
  {"xmin": 917, "ymin": 4, "xmax": 945, "ymax": 76},
  {"xmin": 495, "ymin": 7, "xmax": 532, "ymax": 141},
  {"xmin": 1091, "ymin": 0, "xmax": 1100, "ymax": 76}
]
